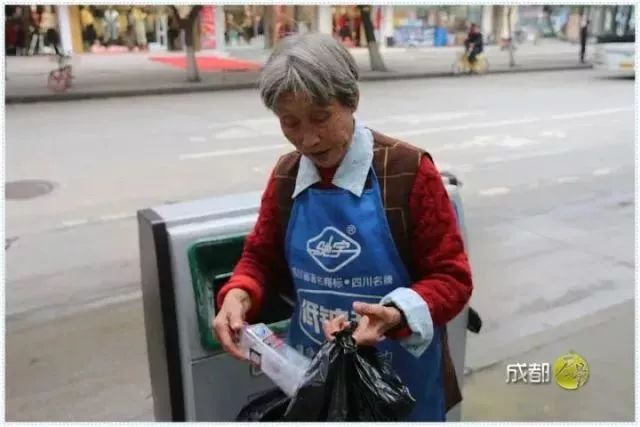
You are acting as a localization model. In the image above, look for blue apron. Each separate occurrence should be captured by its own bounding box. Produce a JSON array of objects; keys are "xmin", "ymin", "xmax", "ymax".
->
[{"xmin": 284, "ymin": 168, "xmax": 445, "ymax": 421}]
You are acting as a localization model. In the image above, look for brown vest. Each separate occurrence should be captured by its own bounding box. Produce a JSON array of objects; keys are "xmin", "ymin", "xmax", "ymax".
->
[{"xmin": 273, "ymin": 130, "xmax": 462, "ymax": 412}]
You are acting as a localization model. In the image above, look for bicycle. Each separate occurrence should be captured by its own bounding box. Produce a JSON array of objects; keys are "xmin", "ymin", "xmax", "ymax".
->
[
  {"xmin": 47, "ymin": 53, "xmax": 73, "ymax": 92},
  {"xmin": 452, "ymin": 51, "xmax": 489, "ymax": 75}
]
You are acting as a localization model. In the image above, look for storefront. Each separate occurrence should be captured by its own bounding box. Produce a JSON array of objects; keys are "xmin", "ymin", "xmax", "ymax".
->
[
  {"xmin": 221, "ymin": 5, "xmax": 317, "ymax": 49},
  {"xmin": 223, "ymin": 5, "xmax": 266, "ymax": 48},
  {"xmin": 65, "ymin": 6, "xmax": 171, "ymax": 53},
  {"xmin": 330, "ymin": 6, "xmax": 360, "ymax": 47},
  {"xmin": 5, "ymin": 5, "xmax": 64, "ymax": 56},
  {"xmin": 392, "ymin": 5, "xmax": 484, "ymax": 47}
]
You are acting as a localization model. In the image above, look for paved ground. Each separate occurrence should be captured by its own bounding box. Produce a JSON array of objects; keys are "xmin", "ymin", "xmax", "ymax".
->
[
  {"xmin": 463, "ymin": 300, "xmax": 635, "ymax": 421},
  {"xmin": 5, "ymin": 39, "xmax": 591, "ymax": 102},
  {"xmin": 5, "ymin": 69, "xmax": 635, "ymax": 421}
]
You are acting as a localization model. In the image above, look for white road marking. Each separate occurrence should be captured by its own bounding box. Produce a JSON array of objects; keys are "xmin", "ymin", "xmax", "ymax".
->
[
  {"xmin": 188, "ymin": 136, "xmax": 206, "ymax": 143},
  {"xmin": 479, "ymin": 187, "xmax": 511, "ymax": 196},
  {"xmin": 393, "ymin": 111, "xmax": 485, "ymax": 125},
  {"xmin": 557, "ymin": 176, "xmax": 581, "ymax": 184},
  {"xmin": 593, "ymin": 168, "xmax": 611, "ymax": 176},
  {"xmin": 397, "ymin": 107, "xmax": 632, "ymax": 138},
  {"xmin": 208, "ymin": 118, "xmax": 282, "ymax": 139},
  {"xmin": 214, "ymin": 127, "xmax": 257, "ymax": 140},
  {"xmin": 477, "ymin": 147, "xmax": 573, "ymax": 164},
  {"xmin": 208, "ymin": 117, "xmax": 274, "ymax": 129},
  {"xmin": 439, "ymin": 135, "xmax": 494, "ymax": 152},
  {"xmin": 496, "ymin": 136, "xmax": 536, "ymax": 148},
  {"xmin": 393, "ymin": 118, "xmax": 541, "ymax": 138},
  {"xmin": 58, "ymin": 212, "xmax": 139, "ymax": 230},
  {"xmin": 180, "ymin": 144, "xmax": 289, "ymax": 160},
  {"xmin": 551, "ymin": 107, "xmax": 633, "ymax": 120},
  {"xmin": 61, "ymin": 219, "xmax": 89, "ymax": 228},
  {"xmin": 540, "ymin": 130, "xmax": 567, "ymax": 138},
  {"xmin": 484, "ymin": 156, "xmax": 505, "ymax": 163},
  {"xmin": 360, "ymin": 111, "xmax": 485, "ymax": 127},
  {"xmin": 99, "ymin": 213, "xmax": 133, "ymax": 222}
]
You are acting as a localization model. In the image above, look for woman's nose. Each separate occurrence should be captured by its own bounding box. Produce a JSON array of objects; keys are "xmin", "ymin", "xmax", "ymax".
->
[{"xmin": 301, "ymin": 132, "xmax": 320, "ymax": 149}]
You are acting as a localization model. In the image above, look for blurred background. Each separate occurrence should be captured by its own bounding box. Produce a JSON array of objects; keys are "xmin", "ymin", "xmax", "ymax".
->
[{"xmin": 4, "ymin": 3, "xmax": 636, "ymax": 422}]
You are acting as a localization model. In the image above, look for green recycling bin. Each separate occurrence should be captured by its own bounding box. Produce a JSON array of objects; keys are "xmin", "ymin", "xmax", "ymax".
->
[{"xmin": 188, "ymin": 235, "xmax": 291, "ymax": 352}]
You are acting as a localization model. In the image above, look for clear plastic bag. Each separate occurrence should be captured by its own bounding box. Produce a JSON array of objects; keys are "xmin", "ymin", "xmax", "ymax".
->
[{"xmin": 238, "ymin": 323, "xmax": 310, "ymax": 397}]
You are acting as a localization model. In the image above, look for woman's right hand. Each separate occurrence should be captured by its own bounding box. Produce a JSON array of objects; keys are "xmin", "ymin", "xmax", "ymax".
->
[{"xmin": 212, "ymin": 288, "xmax": 252, "ymax": 360}]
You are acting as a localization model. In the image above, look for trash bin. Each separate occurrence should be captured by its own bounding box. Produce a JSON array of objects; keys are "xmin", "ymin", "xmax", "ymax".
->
[
  {"xmin": 138, "ymin": 192, "xmax": 293, "ymax": 421},
  {"xmin": 139, "ymin": 173, "xmax": 470, "ymax": 421}
]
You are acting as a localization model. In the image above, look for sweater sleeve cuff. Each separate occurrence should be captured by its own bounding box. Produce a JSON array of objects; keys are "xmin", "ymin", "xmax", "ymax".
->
[
  {"xmin": 216, "ymin": 274, "xmax": 264, "ymax": 322},
  {"xmin": 385, "ymin": 324, "xmax": 412, "ymax": 340},
  {"xmin": 380, "ymin": 287, "xmax": 434, "ymax": 358}
]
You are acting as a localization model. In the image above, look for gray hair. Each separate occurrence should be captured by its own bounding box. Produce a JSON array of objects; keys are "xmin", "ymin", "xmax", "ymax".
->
[{"xmin": 259, "ymin": 33, "xmax": 360, "ymax": 111}]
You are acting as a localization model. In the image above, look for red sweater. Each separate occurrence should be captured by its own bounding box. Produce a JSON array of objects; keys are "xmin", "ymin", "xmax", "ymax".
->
[{"xmin": 217, "ymin": 156, "xmax": 473, "ymax": 338}]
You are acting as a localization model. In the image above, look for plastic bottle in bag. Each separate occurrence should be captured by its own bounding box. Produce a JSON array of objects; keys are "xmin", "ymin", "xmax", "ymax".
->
[{"xmin": 239, "ymin": 323, "xmax": 311, "ymax": 397}]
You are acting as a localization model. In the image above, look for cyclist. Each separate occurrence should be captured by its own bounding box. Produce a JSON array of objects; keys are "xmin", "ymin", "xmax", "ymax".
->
[{"xmin": 463, "ymin": 23, "xmax": 483, "ymax": 65}]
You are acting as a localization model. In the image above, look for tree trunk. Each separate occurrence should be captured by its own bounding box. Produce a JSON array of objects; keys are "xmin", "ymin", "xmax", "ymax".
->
[
  {"xmin": 184, "ymin": 23, "xmax": 200, "ymax": 82},
  {"xmin": 171, "ymin": 6, "xmax": 202, "ymax": 82},
  {"xmin": 263, "ymin": 6, "xmax": 273, "ymax": 49},
  {"xmin": 358, "ymin": 5, "xmax": 387, "ymax": 72},
  {"xmin": 623, "ymin": 6, "xmax": 632, "ymax": 35},
  {"xmin": 543, "ymin": 6, "xmax": 555, "ymax": 37},
  {"xmin": 610, "ymin": 6, "xmax": 619, "ymax": 34},
  {"xmin": 507, "ymin": 7, "xmax": 515, "ymax": 67}
]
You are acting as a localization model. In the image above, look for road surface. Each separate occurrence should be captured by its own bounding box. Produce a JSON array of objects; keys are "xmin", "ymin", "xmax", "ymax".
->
[{"xmin": 5, "ymin": 69, "xmax": 635, "ymax": 420}]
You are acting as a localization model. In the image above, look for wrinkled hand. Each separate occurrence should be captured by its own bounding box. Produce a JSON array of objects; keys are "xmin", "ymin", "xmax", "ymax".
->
[
  {"xmin": 322, "ymin": 302, "xmax": 403, "ymax": 346},
  {"xmin": 211, "ymin": 288, "xmax": 251, "ymax": 360},
  {"xmin": 323, "ymin": 314, "xmax": 350, "ymax": 341}
]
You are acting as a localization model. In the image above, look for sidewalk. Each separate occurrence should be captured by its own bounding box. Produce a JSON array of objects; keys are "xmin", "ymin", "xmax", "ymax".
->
[
  {"xmin": 5, "ymin": 39, "xmax": 591, "ymax": 104},
  {"xmin": 6, "ymin": 296, "xmax": 633, "ymax": 421},
  {"xmin": 462, "ymin": 300, "xmax": 635, "ymax": 421}
]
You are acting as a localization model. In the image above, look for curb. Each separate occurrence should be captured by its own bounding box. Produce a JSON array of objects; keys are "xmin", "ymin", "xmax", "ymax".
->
[{"xmin": 5, "ymin": 64, "xmax": 593, "ymax": 104}]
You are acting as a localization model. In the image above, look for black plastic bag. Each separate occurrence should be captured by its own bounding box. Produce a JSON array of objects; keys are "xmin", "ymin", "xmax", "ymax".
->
[
  {"xmin": 284, "ymin": 322, "xmax": 415, "ymax": 421},
  {"xmin": 236, "ymin": 387, "xmax": 289, "ymax": 421},
  {"xmin": 467, "ymin": 306, "xmax": 483, "ymax": 334},
  {"xmin": 236, "ymin": 322, "xmax": 415, "ymax": 421}
]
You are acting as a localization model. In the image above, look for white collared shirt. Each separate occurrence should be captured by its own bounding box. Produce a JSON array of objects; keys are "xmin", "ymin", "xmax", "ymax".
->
[{"xmin": 292, "ymin": 119, "xmax": 374, "ymax": 199}]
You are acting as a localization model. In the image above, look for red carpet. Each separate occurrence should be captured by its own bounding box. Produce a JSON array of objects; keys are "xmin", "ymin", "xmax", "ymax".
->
[{"xmin": 150, "ymin": 55, "xmax": 261, "ymax": 72}]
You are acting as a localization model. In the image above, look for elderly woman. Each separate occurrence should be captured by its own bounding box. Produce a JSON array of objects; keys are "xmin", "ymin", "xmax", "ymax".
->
[{"xmin": 213, "ymin": 33, "xmax": 472, "ymax": 421}]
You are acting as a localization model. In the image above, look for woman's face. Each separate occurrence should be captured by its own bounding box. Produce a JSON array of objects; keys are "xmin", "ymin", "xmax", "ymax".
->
[{"xmin": 275, "ymin": 92, "xmax": 356, "ymax": 169}]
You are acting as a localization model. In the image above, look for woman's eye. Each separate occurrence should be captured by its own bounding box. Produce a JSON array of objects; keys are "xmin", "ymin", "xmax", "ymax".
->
[
  {"xmin": 281, "ymin": 118, "xmax": 299, "ymax": 128},
  {"xmin": 311, "ymin": 112, "xmax": 331, "ymax": 123}
]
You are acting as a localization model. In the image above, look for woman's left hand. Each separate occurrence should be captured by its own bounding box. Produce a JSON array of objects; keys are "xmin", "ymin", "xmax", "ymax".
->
[{"xmin": 351, "ymin": 302, "xmax": 403, "ymax": 346}]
